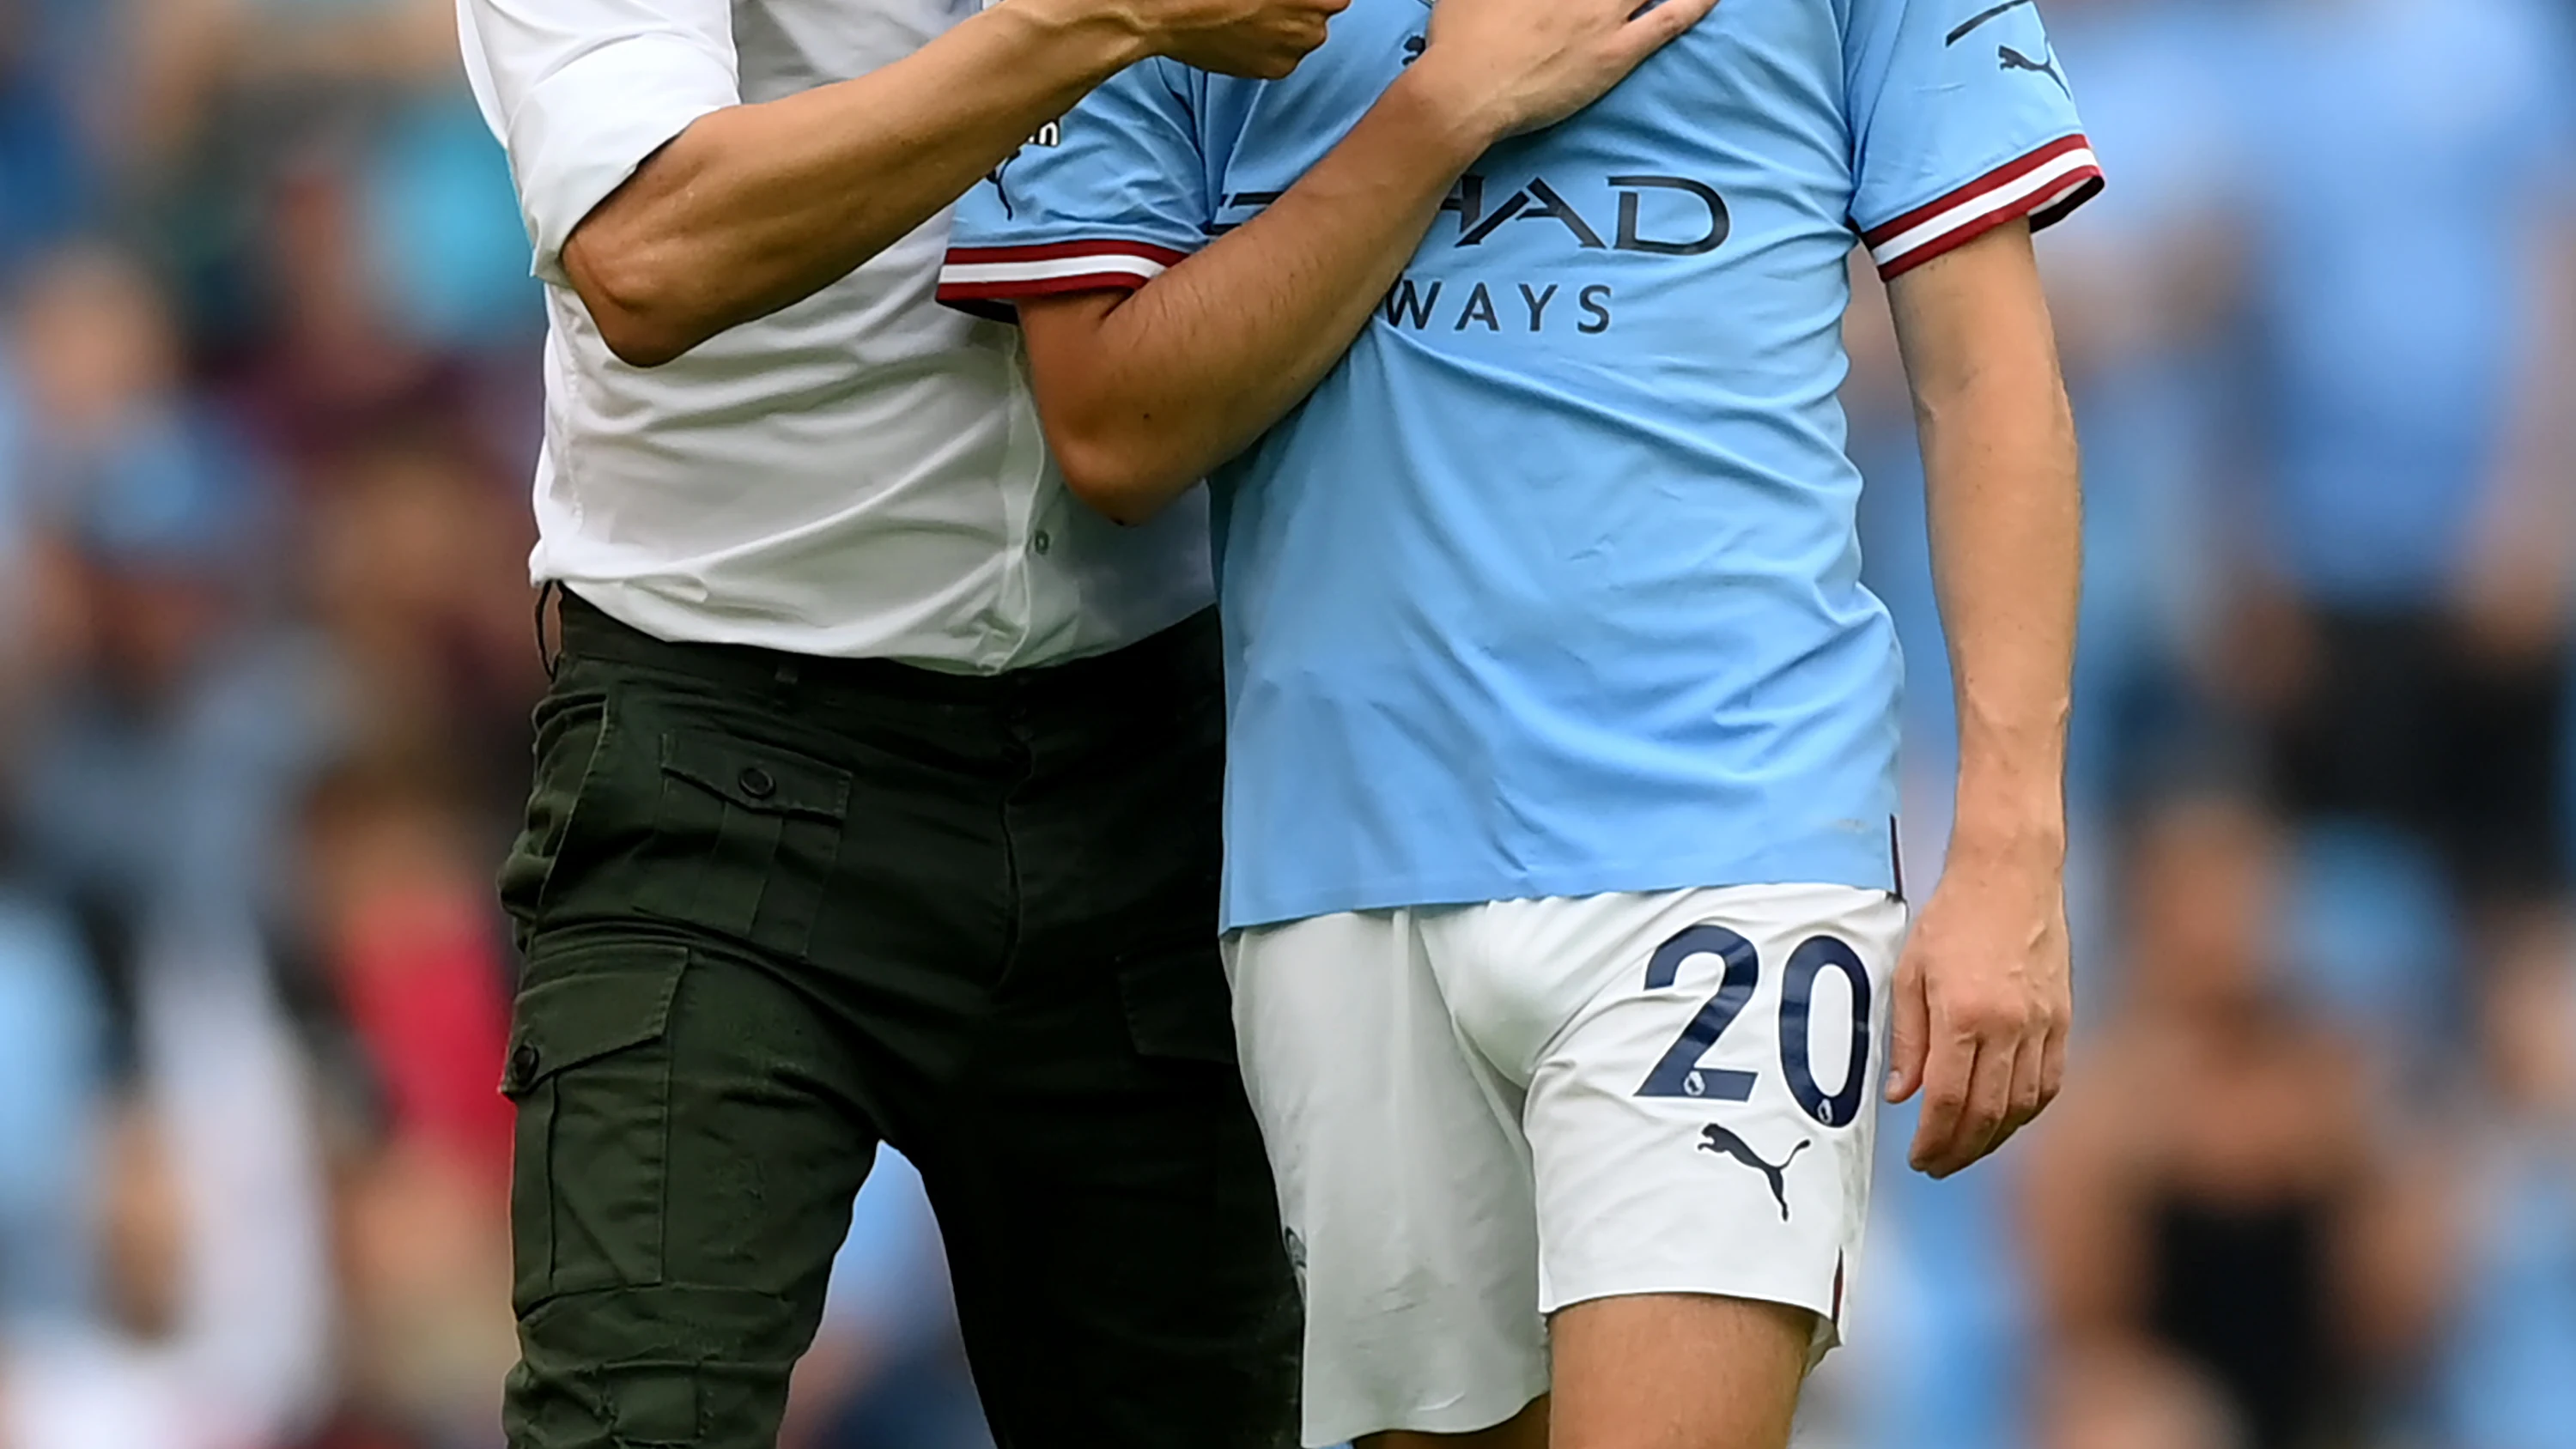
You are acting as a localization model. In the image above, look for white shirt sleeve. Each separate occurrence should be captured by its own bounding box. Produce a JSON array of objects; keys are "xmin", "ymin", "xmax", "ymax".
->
[{"xmin": 457, "ymin": 0, "xmax": 742, "ymax": 284}]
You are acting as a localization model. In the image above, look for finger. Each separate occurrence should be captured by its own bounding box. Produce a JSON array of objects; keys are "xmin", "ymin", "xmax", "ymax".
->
[
  {"xmin": 1981, "ymin": 1030, "xmax": 2049, "ymax": 1161},
  {"xmin": 2037, "ymin": 1009, "xmax": 2070, "ymax": 1113},
  {"xmin": 1616, "ymin": 0, "xmax": 1722, "ymax": 58},
  {"xmin": 1633, "ymin": 0, "xmax": 1723, "ymax": 33},
  {"xmin": 2007, "ymin": 1022, "xmax": 2047, "ymax": 1131},
  {"xmin": 1906, "ymin": 1031, "xmax": 1975, "ymax": 1174},
  {"xmin": 1929, "ymin": 1032, "xmax": 2014, "ymax": 1178},
  {"xmin": 1918, "ymin": 992, "xmax": 2014, "ymax": 1177},
  {"xmin": 1886, "ymin": 954, "xmax": 1929, "ymax": 1104}
]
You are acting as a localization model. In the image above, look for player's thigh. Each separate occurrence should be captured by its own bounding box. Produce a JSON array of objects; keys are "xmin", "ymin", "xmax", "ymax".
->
[
  {"xmin": 1483, "ymin": 885, "xmax": 1902, "ymax": 1353},
  {"xmin": 1229, "ymin": 912, "xmax": 1550, "ymax": 1447},
  {"xmin": 501, "ymin": 930, "xmax": 878, "ymax": 1449},
  {"xmin": 1549, "ymin": 1294, "xmax": 1813, "ymax": 1449},
  {"xmin": 931, "ymin": 932, "xmax": 1300, "ymax": 1449}
]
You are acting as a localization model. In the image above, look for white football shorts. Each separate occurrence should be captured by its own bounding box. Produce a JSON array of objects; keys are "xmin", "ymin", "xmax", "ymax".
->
[{"xmin": 1222, "ymin": 883, "xmax": 1905, "ymax": 1448}]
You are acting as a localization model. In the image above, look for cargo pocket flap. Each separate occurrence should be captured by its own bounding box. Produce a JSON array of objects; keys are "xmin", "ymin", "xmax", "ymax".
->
[
  {"xmin": 502, "ymin": 943, "xmax": 689, "ymax": 1097},
  {"xmin": 658, "ymin": 731, "xmax": 850, "ymax": 821}
]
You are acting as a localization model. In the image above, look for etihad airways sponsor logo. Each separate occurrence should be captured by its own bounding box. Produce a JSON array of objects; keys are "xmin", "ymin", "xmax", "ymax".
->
[{"xmin": 1215, "ymin": 171, "xmax": 1729, "ymax": 258}]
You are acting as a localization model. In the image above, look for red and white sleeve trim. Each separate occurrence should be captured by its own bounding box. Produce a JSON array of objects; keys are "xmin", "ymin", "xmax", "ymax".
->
[
  {"xmin": 937, "ymin": 240, "xmax": 1193, "ymax": 310},
  {"xmin": 1862, "ymin": 136, "xmax": 2104, "ymax": 280}
]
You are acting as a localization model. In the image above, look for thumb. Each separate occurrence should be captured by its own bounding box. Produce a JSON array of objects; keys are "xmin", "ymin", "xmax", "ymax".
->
[{"xmin": 1886, "ymin": 949, "xmax": 1928, "ymax": 1103}]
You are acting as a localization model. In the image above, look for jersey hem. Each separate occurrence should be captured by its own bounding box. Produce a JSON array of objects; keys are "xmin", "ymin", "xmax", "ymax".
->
[
  {"xmin": 1218, "ymin": 836, "xmax": 1901, "ymax": 934},
  {"xmin": 937, "ymin": 239, "xmax": 1195, "ymax": 319},
  {"xmin": 1862, "ymin": 134, "xmax": 2104, "ymax": 280}
]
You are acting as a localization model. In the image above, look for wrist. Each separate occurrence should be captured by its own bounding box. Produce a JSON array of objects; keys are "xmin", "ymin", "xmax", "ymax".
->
[
  {"xmin": 1005, "ymin": 0, "xmax": 1157, "ymax": 73},
  {"xmin": 1945, "ymin": 794, "xmax": 2068, "ymax": 866},
  {"xmin": 1386, "ymin": 54, "xmax": 1513, "ymax": 163}
]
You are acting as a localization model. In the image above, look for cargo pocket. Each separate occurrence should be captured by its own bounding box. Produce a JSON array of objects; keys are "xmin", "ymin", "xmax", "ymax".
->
[
  {"xmin": 501, "ymin": 942, "xmax": 689, "ymax": 1313},
  {"xmin": 644, "ymin": 731, "xmax": 851, "ymax": 959},
  {"xmin": 497, "ymin": 689, "xmax": 617, "ymax": 941}
]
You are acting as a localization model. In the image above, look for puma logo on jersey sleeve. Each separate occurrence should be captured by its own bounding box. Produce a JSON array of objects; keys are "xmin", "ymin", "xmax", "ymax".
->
[
  {"xmin": 1946, "ymin": 2, "xmax": 2068, "ymax": 96},
  {"xmin": 1998, "ymin": 44, "xmax": 2069, "ymax": 94}
]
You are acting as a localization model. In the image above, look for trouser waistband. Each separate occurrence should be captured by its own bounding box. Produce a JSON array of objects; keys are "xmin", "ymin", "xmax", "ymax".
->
[{"xmin": 553, "ymin": 589, "xmax": 1220, "ymax": 707}]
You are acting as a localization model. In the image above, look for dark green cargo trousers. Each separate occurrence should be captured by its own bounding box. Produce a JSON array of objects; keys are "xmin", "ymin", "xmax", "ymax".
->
[{"xmin": 495, "ymin": 594, "xmax": 1299, "ymax": 1449}]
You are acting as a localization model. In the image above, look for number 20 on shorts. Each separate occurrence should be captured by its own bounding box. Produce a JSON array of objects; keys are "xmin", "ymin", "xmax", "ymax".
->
[{"xmin": 1636, "ymin": 925, "xmax": 1875, "ymax": 1129}]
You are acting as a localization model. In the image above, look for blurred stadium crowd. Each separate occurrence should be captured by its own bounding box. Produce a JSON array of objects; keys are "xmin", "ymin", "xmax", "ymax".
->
[{"xmin": 0, "ymin": 0, "xmax": 2567, "ymax": 1446}]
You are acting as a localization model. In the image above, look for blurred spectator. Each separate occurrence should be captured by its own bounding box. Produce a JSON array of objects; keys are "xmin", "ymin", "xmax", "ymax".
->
[
  {"xmin": 279, "ymin": 757, "xmax": 520, "ymax": 1448},
  {"xmin": 2030, "ymin": 0, "xmax": 2248, "ymax": 814},
  {"xmin": 125, "ymin": 0, "xmax": 460, "ymax": 165},
  {"xmin": 298, "ymin": 753, "xmax": 513, "ymax": 1189},
  {"xmin": 2024, "ymin": 793, "xmax": 2447, "ymax": 1449},
  {"xmin": 303, "ymin": 441, "xmax": 543, "ymax": 818},
  {"xmin": 135, "ymin": 923, "xmax": 338, "ymax": 1446},
  {"xmin": 125, "ymin": 0, "xmax": 483, "ymax": 324},
  {"xmin": 5, "ymin": 243, "xmax": 240, "ymax": 530},
  {"xmin": 5, "ymin": 246, "xmax": 343, "ymax": 962},
  {"xmin": 213, "ymin": 162, "xmax": 520, "ymax": 496},
  {"xmin": 0, "ymin": 883, "xmax": 103, "ymax": 1326},
  {"xmin": 2222, "ymin": 0, "xmax": 2576, "ymax": 935},
  {"xmin": 0, "ymin": 0, "xmax": 86, "ymax": 276},
  {"xmin": 2040, "ymin": 1349, "xmax": 2246, "ymax": 1449},
  {"xmin": 2424, "ymin": 949, "xmax": 2576, "ymax": 1449},
  {"xmin": 2036, "ymin": 1343, "xmax": 2244, "ymax": 1449},
  {"xmin": 2, "ymin": 922, "xmax": 337, "ymax": 1449}
]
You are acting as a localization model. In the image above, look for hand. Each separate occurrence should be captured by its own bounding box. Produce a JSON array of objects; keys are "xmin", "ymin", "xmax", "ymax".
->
[
  {"xmin": 1406, "ymin": 0, "xmax": 1722, "ymax": 143},
  {"xmin": 1129, "ymin": 0, "xmax": 1353, "ymax": 79},
  {"xmin": 1886, "ymin": 833, "xmax": 2073, "ymax": 1178}
]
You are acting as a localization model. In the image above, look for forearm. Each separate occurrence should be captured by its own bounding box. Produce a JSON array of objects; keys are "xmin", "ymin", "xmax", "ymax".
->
[
  {"xmin": 1897, "ymin": 230, "xmax": 2081, "ymax": 855},
  {"xmin": 568, "ymin": 0, "xmax": 1151, "ymax": 367},
  {"xmin": 1024, "ymin": 69, "xmax": 1492, "ymax": 518},
  {"xmin": 1929, "ymin": 404, "xmax": 2079, "ymax": 846}
]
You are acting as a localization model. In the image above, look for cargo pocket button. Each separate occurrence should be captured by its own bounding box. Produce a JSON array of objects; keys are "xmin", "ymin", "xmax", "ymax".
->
[
  {"xmin": 511, "ymin": 1042, "xmax": 541, "ymax": 1081},
  {"xmin": 738, "ymin": 766, "xmax": 777, "ymax": 801}
]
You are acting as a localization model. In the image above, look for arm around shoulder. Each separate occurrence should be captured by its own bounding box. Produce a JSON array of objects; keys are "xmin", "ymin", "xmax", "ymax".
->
[
  {"xmin": 478, "ymin": 0, "xmax": 1346, "ymax": 367},
  {"xmin": 1006, "ymin": 0, "xmax": 1721, "ymax": 521},
  {"xmin": 548, "ymin": 0, "xmax": 1157, "ymax": 367}
]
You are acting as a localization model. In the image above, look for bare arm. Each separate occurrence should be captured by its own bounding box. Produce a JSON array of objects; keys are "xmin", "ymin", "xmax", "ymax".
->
[
  {"xmin": 1018, "ymin": 70, "xmax": 1481, "ymax": 522},
  {"xmin": 526, "ymin": 0, "xmax": 1346, "ymax": 367},
  {"xmin": 1881, "ymin": 219, "xmax": 2081, "ymax": 1178},
  {"xmin": 1017, "ymin": 0, "xmax": 1721, "ymax": 522}
]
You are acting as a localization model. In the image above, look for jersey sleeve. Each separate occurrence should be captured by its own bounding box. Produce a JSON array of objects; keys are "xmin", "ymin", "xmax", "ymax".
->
[
  {"xmin": 939, "ymin": 59, "xmax": 1212, "ymax": 321},
  {"xmin": 1844, "ymin": 0, "xmax": 2104, "ymax": 280}
]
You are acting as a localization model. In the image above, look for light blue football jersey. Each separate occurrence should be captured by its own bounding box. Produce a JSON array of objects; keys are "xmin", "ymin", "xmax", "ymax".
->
[{"xmin": 944, "ymin": 0, "xmax": 2099, "ymax": 931}]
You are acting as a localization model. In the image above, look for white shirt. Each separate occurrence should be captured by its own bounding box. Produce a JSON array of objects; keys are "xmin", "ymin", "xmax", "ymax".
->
[{"xmin": 458, "ymin": 0, "xmax": 1212, "ymax": 668}]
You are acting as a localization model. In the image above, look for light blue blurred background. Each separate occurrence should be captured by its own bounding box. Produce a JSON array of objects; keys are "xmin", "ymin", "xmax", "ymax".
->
[{"xmin": 0, "ymin": 1, "xmax": 2571, "ymax": 1446}]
